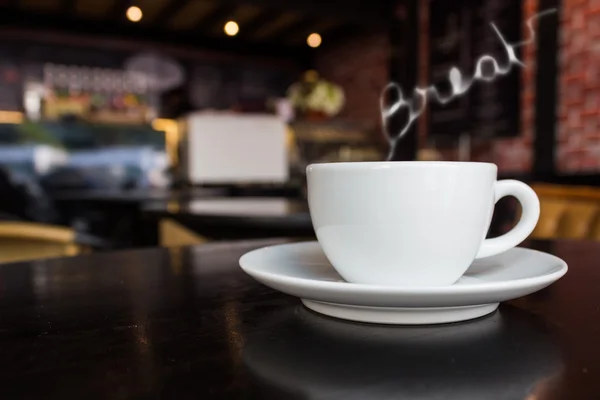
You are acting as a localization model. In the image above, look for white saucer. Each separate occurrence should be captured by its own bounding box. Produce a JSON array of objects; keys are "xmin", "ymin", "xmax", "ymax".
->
[{"xmin": 239, "ymin": 241, "xmax": 568, "ymax": 324}]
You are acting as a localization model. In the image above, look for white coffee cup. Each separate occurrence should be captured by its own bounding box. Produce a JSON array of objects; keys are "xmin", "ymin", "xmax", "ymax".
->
[{"xmin": 306, "ymin": 161, "xmax": 540, "ymax": 287}]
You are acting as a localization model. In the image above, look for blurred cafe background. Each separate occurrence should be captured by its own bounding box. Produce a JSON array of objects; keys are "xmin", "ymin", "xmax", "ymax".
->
[{"xmin": 0, "ymin": 0, "xmax": 598, "ymax": 263}]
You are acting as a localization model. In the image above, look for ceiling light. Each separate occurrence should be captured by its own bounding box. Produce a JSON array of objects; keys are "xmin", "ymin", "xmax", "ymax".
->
[
  {"xmin": 126, "ymin": 6, "xmax": 143, "ymax": 22},
  {"xmin": 307, "ymin": 33, "xmax": 322, "ymax": 48},
  {"xmin": 224, "ymin": 21, "xmax": 239, "ymax": 36}
]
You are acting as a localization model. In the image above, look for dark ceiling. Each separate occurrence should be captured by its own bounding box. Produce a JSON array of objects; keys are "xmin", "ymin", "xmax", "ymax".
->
[{"xmin": 0, "ymin": 0, "xmax": 393, "ymax": 61}]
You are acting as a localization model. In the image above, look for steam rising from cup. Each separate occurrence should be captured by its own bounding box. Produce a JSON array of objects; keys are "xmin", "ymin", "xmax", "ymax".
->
[{"xmin": 381, "ymin": 8, "xmax": 557, "ymax": 161}]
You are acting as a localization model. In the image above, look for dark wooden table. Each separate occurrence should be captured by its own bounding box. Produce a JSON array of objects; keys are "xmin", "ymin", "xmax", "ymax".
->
[
  {"xmin": 51, "ymin": 188, "xmax": 226, "ymax": 204},
  {"xmin": 0, "ymin": 238, "xmax": 598, "ymax": 399},
  {"xmin": 51, "ymin": 188, "xmax": 226, "ymax": 248},
  {"xmin": 143, "ymin": 197, "xmax": 314, "ymax": 240}
]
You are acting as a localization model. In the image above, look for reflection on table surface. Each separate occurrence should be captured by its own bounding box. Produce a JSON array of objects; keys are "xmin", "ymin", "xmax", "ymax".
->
[
  {"xmin": 0, "ymin": 239, "xmax": 598, "ymax": 398},
  {"xmin": 244, "ymin": 306, "xmax": 561, "ymax": 400}
]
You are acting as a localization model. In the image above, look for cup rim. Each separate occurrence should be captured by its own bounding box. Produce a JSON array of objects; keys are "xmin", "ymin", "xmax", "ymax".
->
[{"xmin": 307, "ymin": 161, "xmax": 497, "ymax": 171}]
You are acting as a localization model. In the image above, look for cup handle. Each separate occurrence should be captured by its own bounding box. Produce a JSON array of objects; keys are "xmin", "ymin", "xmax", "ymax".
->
[{"xmin": 475, "ymin": 180, "xmax": 540, "ymax": 259}]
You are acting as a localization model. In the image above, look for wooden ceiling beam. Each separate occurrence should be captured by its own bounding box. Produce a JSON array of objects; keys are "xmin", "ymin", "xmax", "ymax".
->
[
  {"xmin": 60, "ymin": 0, "xmax": 77, "ymax": 15},
  {"xmin": 107, "ymin": 0, "xmax": 131, "ymax": 21},
  {"xmin": 194, "ymin": 4, "xmax": 234, "ymax": 32},
  {"xmin": 203, "ymin": 0, "xmax": 392, "ymax": 26},
  {"xmin": 155, "ymin": 0, "xmax": 191, "ymax": 27},
  {"xmin": 241, "ymin": 10, "xmax": 282, "ymax": 38},
  {"xmin": 0, "ymin": 7, "xmax": 311, "ymax": 63},
  {"xmin": 274, "ymin": 16, "xmax": 318, "ymax": 43}
]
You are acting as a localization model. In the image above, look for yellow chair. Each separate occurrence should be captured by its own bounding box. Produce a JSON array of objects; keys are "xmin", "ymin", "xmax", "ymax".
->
[
  {"xmin": 159, "ymin": 218, "xmax": 209, "ymax": 247},
  {"xmin": 0, "ymin": 222, "xmax": 95, "ymax": 264},
  {"xmin": 590, "ymin": 215, "xmax": 600, "ymax": 240},
  {"xmin": 530, "ymin": 199, "xmax": 569, "ymax": 239},
  {"xmin": 529, "ymin": 184, "xmax": 600, "ymax": 241}
]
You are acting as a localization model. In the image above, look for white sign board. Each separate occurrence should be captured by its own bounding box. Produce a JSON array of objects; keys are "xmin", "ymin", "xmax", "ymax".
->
[{"xmin": 184, "ymin": 112, "xmax": 288, "ymax": 184}]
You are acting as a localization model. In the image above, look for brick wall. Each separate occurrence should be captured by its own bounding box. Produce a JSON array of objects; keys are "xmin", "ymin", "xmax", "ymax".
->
[
  {"xmin": 315, "ymin": 32, "xmax": 390, "ymax": 129},
  {"xmin": 556, "ymin": 0, "xmax": 600, "ymax": 173}
]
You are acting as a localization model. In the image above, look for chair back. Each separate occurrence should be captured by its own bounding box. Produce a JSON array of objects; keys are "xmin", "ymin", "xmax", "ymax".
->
[{"xmin": 529, "ymin": 184, "xmax": 600, "ymax": 240}]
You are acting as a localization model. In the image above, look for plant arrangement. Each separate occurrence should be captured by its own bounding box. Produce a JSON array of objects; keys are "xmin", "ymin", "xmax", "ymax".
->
[{"xmin": 286, "ymin": 70, "xmax": 345, "ymax": 119}]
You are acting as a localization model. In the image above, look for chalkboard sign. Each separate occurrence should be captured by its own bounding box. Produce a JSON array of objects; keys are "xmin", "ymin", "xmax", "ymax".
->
[
  {"xmin": 428, "ymin": 0, "xmax": 521, "ymax": 139},
  {"xmin": 189, "ymin": 62, "xmax": 291, "ymax": 111},
  {"xmin": 189, "ymin": 64, "xmax": 228, "ymax": 109}
]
